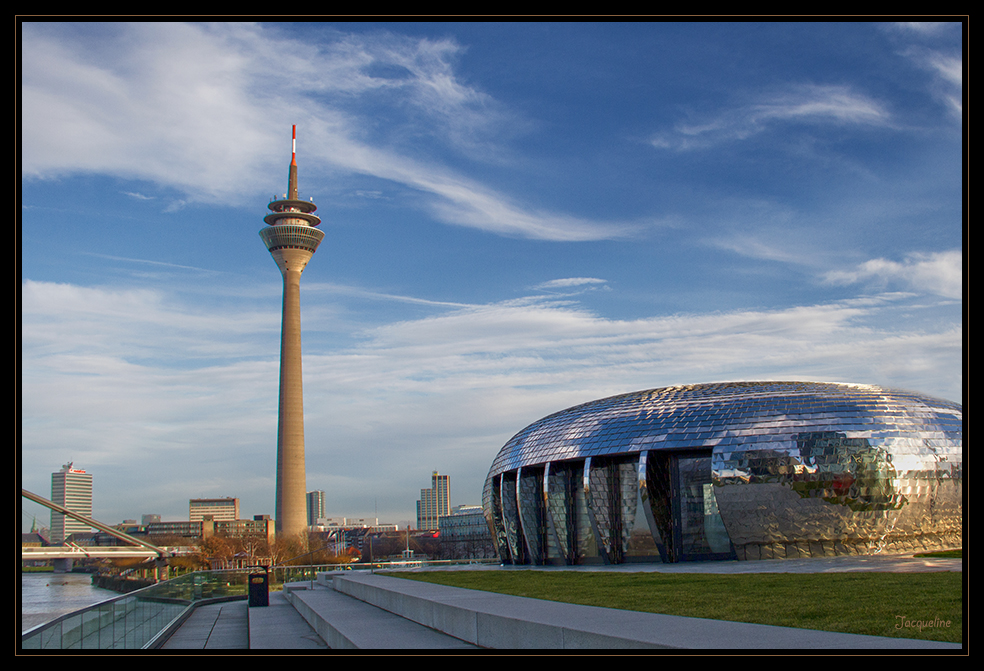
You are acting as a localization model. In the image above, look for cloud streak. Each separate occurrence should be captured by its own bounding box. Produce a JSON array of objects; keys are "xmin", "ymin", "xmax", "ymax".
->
[
  {"xmin": 651, "ymin": 84, "xmax": 893, "ymax": 151},
  {"xmin": 823, "ymin": 250, "xmax": 962, "ymax": 299},
  {"xmin": 21, "ymin": 278, "xmax": 962, "ymax": 522},
  {"xmin": 21, "ymin": 22, "xmax": 632, "ymax": 241}
]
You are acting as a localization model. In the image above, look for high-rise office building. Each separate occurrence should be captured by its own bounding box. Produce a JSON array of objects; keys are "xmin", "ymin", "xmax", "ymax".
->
[
  {"xmin": 307, "ymin": 490, "xmax": 326, "ymax": 527},
  {"xmin": 50, "ymin": 462, "xmax": 93, "ymax": 544},
  {"xmin": 260, "ymin": 126, "xmax": 325, "ymax": 538},
  {"xmin": 416, "ymin": 471, "xmax": 450, "ymax": 531}
]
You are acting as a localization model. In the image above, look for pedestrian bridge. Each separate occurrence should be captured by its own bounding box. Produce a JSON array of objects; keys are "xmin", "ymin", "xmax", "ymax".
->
[
  {"xmin": 21, "ymin": 489, "xmax": 173, "ymax": 564},
  {"xmin": 22, "ymin": 544, "xmax": 194, "ymax": 561}
]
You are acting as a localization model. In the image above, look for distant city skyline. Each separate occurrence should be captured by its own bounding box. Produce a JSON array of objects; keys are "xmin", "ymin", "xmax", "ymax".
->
[{"xmin": 20, "ymin": 21, "xmax": 963, "ymax": 531}]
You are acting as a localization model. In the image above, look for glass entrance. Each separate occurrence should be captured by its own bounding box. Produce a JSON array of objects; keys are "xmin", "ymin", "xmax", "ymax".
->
[{"xmin": 648, "ymin": 450, "xmax": 734, "ymax": 562}]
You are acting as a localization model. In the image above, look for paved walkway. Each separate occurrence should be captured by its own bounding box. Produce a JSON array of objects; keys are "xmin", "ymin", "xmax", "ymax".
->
[
  {"xmin": 248, "ymin": 590, "xmax": 328, "ymax": 649},
  {"xmin": 161, "ymin": 591, "xmax": 327, "ymax": 650},
  {"xmin": 159, "ymin": 553, "xmax": 961, "ymax": 651},
  {"xmin": 161, "ymin": 600, "xmax": 249, "ymax": 650}
]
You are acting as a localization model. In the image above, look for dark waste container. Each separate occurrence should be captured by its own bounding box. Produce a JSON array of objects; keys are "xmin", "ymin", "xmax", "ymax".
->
[{"xmin": 248, "ymin": 570, "xmax": 269, "ymax": 607}]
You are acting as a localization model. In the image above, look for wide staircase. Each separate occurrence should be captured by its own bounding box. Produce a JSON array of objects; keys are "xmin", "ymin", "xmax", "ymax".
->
[{"xmin": 257, "ymin": 571, "xmax": 961, "ymax": 650}]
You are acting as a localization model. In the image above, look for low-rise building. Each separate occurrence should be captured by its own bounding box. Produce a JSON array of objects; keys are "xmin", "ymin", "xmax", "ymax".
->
[{"xmin": 438, "ymin": 505, "xmax": 496, "ymax": 559}]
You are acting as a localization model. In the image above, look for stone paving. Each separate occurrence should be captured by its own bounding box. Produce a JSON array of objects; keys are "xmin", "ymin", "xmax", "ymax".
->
[{"xmin": 161, "ymin": 600, "xmax": 249, "ymax": 650}]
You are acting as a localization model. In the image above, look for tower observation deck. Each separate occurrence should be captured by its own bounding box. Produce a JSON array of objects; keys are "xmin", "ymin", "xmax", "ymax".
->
[
  {"xmin": 261, "ymin": 125, "xmax": 323, "ymax": 539},
  {"xmin": 260, "ymin": 125, "xmax": 325, "ymax": 265}
]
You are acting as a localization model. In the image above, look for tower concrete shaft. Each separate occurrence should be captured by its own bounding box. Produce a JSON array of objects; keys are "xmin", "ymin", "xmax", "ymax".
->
[{"xmin": 260, "ymin": 126, "xmax": 324, "ymax": 538}]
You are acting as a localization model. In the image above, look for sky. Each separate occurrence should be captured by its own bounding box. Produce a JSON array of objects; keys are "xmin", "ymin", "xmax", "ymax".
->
[{"xmin": 19, "ymin": 20, "xmax": 964, "ymax": 533}]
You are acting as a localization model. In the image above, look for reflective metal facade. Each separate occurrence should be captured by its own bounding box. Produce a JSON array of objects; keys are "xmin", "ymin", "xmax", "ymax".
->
[{"xmin": 483, "ymin": 382, "xmax": 962, "ymax": 564}]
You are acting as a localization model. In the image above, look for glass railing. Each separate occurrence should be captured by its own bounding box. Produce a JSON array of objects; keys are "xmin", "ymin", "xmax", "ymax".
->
[
  {"xmin": 20, "ymin": 569, "xmax": 254, "ymax": 650},
  {"xmin": 21, "ymin": 559, "xmax": 498, "ymax": 650}
]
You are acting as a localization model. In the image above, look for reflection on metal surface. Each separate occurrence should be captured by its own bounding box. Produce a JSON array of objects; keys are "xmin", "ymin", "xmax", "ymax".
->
[
  {"xmin": 500, "ymin": 472, "xmax": 522, "ymax": 564},
  {"xmin": 545, "ymin": 461, "xmax": 577, "ymax": 564},
  {"xmin": 518, "ymin": 467, "xmax": 545, "ymax": 564},
  {"xmin": 483, "ymin": 381, "xmax": 962, "ymax": 564}
]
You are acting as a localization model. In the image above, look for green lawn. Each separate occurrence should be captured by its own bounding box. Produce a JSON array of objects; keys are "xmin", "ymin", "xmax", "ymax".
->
[
  {"xmin": 915, "ymin": 549, "xmax": 963, "ymax": 559},
  {"xmin": 388, "ymin": 570, "xmax": 962, "ymax": 643}
]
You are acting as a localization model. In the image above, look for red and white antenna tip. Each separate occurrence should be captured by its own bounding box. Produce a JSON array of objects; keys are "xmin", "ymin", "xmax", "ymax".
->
[{"xmin": 291, "ymin": 125, "xmax": 297, "ymax": 165}]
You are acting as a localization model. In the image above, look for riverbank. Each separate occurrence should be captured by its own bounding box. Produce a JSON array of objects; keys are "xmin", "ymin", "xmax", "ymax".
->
[
  {"xmin": 90, "ymin": 574, "xmax": 156, "ymax": 593},
  {"xmin": 20, "ymin": 572, "xmax": 118, "ymax": 632}
]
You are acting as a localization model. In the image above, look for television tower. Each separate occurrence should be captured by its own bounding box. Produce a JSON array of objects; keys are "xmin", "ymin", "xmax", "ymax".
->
[{"xmin": 260, "ymin": 126, "xmax": 324, "ymax": 538}]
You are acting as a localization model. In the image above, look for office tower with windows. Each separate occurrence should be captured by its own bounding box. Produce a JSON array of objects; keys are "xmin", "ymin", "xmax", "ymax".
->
[
  {"xmin": 50, "ymin": 462, "xmax": 93, "ymax": 544},
  {"xmin": 189, "ymin": 497, "xmax": 240, "ymax": 522},
  {"xmin": 307, "ymin": 490, "xmax": 326, "ymax": 527},
  {"xmin": 416, "ymin": 472, "xmax": 450, "ymax": 531}
]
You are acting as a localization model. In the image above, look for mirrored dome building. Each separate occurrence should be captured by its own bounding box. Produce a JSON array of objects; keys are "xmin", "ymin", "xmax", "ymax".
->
[{"xmin": 483, "ymin": 381, "xmax": 962, "ymax": 564}]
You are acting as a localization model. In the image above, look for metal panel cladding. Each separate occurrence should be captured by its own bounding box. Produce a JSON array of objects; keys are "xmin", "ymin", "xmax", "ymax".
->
[{"xmin": 483, "ymin": 381, "xmax": 962, "ymax": 564}]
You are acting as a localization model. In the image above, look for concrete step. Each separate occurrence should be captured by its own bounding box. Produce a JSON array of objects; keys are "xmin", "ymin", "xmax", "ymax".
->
[
  {"xmin": 283, "ymin": 583, "xmax": 478, "ymax": 649},
  {"xmin": 248, "ymin": 590, "xmax": 327, "ymax": 649}
]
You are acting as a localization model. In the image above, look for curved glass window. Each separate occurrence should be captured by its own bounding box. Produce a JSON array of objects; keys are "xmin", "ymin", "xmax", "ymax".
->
[{"xmin": 259, "ymin": 224, "xmax": 325, "ymax": 253}]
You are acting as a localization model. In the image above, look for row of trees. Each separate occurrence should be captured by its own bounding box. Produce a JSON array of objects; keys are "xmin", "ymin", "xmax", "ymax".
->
[
  {"xmin": 361, "ymin": 531, "xmax": 440, "ymax": 562},
  {"xmin": 96, "ymin": 528, "xmax": 497, "ymax": 576},
  {"xmin": 194, "ymin": 532, "xmax": 361, "ymax": 568},
  {"xmin": 94, "ymin": 531, "xmax": 358, "ymax": 577}
]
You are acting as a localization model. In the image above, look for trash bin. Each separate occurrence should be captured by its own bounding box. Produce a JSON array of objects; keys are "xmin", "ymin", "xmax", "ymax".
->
[{"xmin": 248, "ymin": 570, "xmax": 269, "ymax": 607}]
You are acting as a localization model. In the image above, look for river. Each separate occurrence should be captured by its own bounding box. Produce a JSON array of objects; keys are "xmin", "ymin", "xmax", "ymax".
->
[{"xmin": 20, "ymin": 572, "xmax": 120, "ymax": 633}]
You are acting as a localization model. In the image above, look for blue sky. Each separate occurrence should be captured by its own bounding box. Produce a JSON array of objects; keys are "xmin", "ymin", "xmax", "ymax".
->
[{"xmin": 20, "ymin": 21, "xmax": 963, "ymax": 531}]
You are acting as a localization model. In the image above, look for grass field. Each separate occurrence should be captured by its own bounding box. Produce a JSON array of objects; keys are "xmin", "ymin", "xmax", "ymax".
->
[{"xmin": 388, "ymin": 570, "xmax": 962, "ymax": 644}]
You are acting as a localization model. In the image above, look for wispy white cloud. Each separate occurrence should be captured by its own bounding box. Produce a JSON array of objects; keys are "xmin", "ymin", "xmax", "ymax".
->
[
  {"xmin": 20, "ymin": 22, "xmax": 631, "ymax": 242},
  {"xmin": 823, "ymin": 250, "xmax": 962, "ymax": 299},
  {"xmin": 887, "ymin": 22, "xmax": 958, "ymax": 37},
  {"xmin": 320, "ymin": 134, "xmax": 639, "ymax": 240},
  {"xmin": 320, "ymin": 282, "xmax": 474, "ymax": 309},
  {"xmin": 534, "ymin": 277, "xmax": 609, "ymax": 291},
  {"xmin": 80, "ymin": 253, "xmax": 217, "ymax": 275},
  {"xmin": 902, "ymin": 48, "xmax": 963, "ymax": 118},
  {"xmin": 21, "ymin": 278, "xmax": 962, "ymax": 521},
  {"xmin": 923, "ymin": 51, "xmax": 963, "ymax": 89},
  {"xmin": 882, "ymin": 21, "xmax": 962, "ymax": 118},
  {"xmin": 651, "ymin": 84, "xmax": 892, "ymax": 151},
  {"xmin": 20, "ymin": 279, "xmax": 278, "ymax": 364}
]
